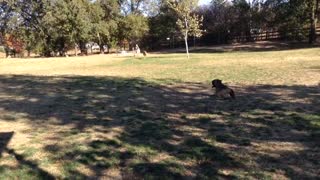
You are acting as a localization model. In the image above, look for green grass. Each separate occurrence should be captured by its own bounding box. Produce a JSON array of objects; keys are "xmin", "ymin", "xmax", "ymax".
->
[{"xmin": 0, "ymin": 47, "xmax": 319, "ymax": 179}]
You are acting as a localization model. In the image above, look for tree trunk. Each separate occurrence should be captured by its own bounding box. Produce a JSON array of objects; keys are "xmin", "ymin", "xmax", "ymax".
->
[
  {"xmin": 43, "ymin": 46, "xmax": 51, "ymax": 57},
  {"xmin": 309, "ymin": 0, "xmax": 319, "ymax": 44},
  {"xmin": 79, "ymin": 41, "xmax": 88, "ymax": 55},
  {"xmin": 5, "ymin": 47, "xmax": 9, "ymax": 58},
  {"xmin": 99, "ymin": 44, "xmax": 104, "ymax": 54},
  {"xmin": 173, "ymin": 36, "xmax": 175, "ymax": 48},
  {"xmin": 130, "ymin": 0, "xmax": 135, "ymax": 13},
  {"xmin": 184, "ymin": 17, "xmax": 189, "ymax": 59},
  {"xmin": 43, "ymin": 36, "xmax": 52, "ymax": 57},
  {"xmin": 246, "ymin": 28, "xmax": 252, "ymax": 42},
  {"xmin": 13, "ymin": 50, "xmax": 16, "ymax": 58},
  {"xmin": 185, "ymin": 31, "xmax": 189, "ymax": 59},
  {"xmin": 97, "ymin": 33, "xmax": 104, "ymax": 54}
]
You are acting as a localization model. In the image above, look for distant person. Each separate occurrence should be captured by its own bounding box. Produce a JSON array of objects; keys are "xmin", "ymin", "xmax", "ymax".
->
[{"xmin": 135, "ymin": 44, "xmax": 140, "ymax": 55}]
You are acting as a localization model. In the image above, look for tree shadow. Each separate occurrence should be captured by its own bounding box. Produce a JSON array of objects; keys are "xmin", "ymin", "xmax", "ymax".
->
[{"xmin": 0, "ymin": 75, "xmax": 319, "ymax": 179}]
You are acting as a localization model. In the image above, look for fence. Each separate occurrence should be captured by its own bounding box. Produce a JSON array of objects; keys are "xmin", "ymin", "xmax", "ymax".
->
[{"xmin": 231, "ymin": 27, "xmax": 320, "ymax": 43}]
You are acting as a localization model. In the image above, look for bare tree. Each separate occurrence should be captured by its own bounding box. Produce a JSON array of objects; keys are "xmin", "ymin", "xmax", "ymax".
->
[{"xmin": 167, "ymin": 0, "xmax": 203, "ymax": 59}]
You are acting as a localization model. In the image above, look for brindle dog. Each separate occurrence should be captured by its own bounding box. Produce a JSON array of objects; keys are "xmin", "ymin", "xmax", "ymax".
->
[{"xmin": 212, "ymin": 79, "xmax": 235, "ymax": 99}]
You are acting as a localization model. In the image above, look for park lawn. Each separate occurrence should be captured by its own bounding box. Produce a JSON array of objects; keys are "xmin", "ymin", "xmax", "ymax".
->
[{"xmin": 0, "ymin": 48, "xmax": 319, "ymax": 179}]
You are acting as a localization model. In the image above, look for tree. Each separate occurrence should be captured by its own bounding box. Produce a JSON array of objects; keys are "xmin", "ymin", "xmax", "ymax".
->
[
  {"xmin": 271, "ymin": 0, "xmax": 309, "ymax": 41},
  {"xmin": 12, "ymin": 0, "xmax": 53, "ymax": 56},
  {"xmin": 198, "ymin": 0, "xmax": 233, "ymax": 44},
  {"xmin": 167, "ymin": 0, "xmax": 203, "ymax": 59},
  {"xmin": 308, "ymin": 0, "xmax": 319, "ymax": 44},
  {"xmin": 50, "ymin": 0, "xmax": 92, "ymax": 56},
  {"xmin": 4, "ymin": 34, "xmax": 24, "ymax": 57},
  {"xmin": 87, "ymin": 1, "xmax": 108, "ymax": 54},
  {"xmin": 0, "ymin": 1, "xmax": 14, "ymax": 57},
  {"xmin": 232, "ymin": 0, "xmax": 252, "ymax": 41},
  {"xmin": 147, "ymin": 1, "xmax": 178, "ymax": 49},
  {"xmin": 0, "ymin": 1, "xmax": 13, "ymax": 36},
  {"xmin": 120, "ymin": 0, "xmax": 157, "ymax": 15},
  {"xmin": 118, "ymin": 14, "xmax": 149, "ymax": 49},
  {"xmin": 95, "ymin": 0, "xmax": 121, "ymax": 53}
]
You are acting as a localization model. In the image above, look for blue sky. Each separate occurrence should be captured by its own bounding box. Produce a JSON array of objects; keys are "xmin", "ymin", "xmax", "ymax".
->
[{"xmin": 198, "ymin": 0, "xmax": 211, "ymax": 5}]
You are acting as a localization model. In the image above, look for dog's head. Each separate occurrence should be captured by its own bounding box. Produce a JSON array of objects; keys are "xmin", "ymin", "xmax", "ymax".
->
[{"xmin": 212, "ymin": 79, "xmax": 222, "ymax": 88}]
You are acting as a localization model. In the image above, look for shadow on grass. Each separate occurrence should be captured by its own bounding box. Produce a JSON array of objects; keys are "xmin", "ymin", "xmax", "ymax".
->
[
  {"xmin": 0, "ymin": 132, "xmax": 55, "ymax": 179},
  {"xmin": 0, "ymin": 75, "xmax": 319, "ymax": 179}
]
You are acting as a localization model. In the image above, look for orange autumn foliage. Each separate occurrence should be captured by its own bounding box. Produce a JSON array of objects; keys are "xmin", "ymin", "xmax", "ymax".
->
[{"xmin": 5, "ymin": 34, "xmax": 24, "ymax": 53}]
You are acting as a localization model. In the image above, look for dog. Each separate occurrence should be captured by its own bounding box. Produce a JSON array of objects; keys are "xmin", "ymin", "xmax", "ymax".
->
[
  {"xmin": 212, "ymin": 79, "xmax": 235, "ymax": 99},
  {"xmin": 142, "ymin": 51, "xmax": 148, "ymax": 56}
]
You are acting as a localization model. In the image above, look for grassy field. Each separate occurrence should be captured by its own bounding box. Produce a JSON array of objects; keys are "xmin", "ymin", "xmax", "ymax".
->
[{"xmin": 0, "ymin": 48, "xmax": 319, "ymax": 179}]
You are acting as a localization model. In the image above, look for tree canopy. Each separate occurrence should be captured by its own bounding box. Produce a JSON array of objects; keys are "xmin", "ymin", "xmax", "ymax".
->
[{"xmin": 0, "ymin": 0, "xmax": 318, "ymax": 57}]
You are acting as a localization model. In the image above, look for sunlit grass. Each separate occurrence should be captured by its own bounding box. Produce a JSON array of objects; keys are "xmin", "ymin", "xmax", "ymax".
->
[{"xmin": 1, "ymin": 48, "xmax": 319, "ymax": 85}]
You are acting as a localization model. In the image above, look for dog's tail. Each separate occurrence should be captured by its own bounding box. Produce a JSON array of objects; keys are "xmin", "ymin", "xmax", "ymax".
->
[{"xmin": 230, "ymin": 89, "xmax": 236, "ymax": 99}]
